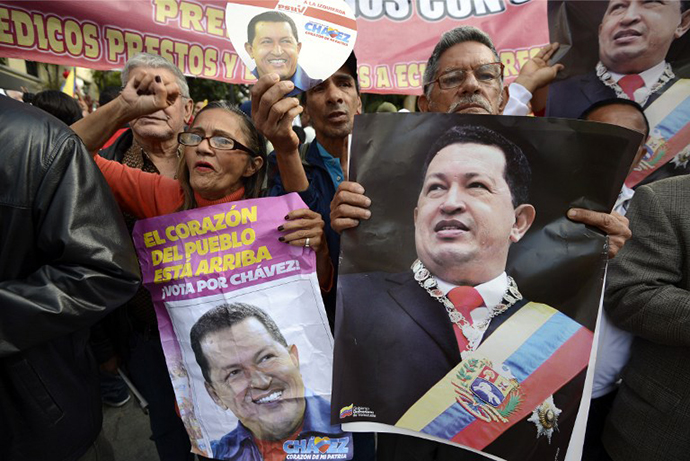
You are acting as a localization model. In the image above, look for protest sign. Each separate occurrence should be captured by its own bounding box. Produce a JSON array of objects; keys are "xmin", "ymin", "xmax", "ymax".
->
[
  {"xmin": 225, "ymin": 0, "xmax": 356, "ymax": 95},
  {"xmin": 133, "ymin": 193, "xmax": 352, "ymax": 461},
  {"xmin": 332, "ymin": 113, "xmax": 642, "ymax": 461}
]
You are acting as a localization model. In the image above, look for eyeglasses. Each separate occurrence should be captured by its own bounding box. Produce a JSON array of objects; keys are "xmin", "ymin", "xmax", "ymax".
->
[
  {"xmin": 427, "ymin": 62, "xmax": 505, "ymax": 90},
  {"xmin": 178, "ymin": 132, "xmax": 255, "ymax": 156}
]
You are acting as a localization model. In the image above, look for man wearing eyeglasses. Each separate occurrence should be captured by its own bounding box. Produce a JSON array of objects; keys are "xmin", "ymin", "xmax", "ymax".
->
[{"xmin": 331, "ymin": 26, "xmax": 631, "ymax": 259}]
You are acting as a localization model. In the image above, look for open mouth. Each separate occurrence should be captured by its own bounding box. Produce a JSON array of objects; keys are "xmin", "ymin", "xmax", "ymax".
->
[
  {"xmin": 328, "ymin": 111, "xmax": 348, "ymax": 122},
  {"xmin": 613, "ymin": 29, "xmax": 642, "ymax": 41},
  {"xmin": 435, "ymin": 220, "xmax": 469, "ymax": 232},
  {"xmin": 435, "ymin": 220, "xmax": 469, "ymax": 238},
  {"xmin": 268, "ymin": 59, "xmax": 288, "ymax": 67},
  {"xmin": 252, "ymin": 390, "xmax": 283, "ymax": 404},
  {"xmin": 194, "ymin": 161, "xmax": 215, "ymax": 172}
]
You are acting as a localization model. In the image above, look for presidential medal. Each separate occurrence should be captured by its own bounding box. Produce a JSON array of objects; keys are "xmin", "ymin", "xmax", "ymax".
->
[{"xmin": 528, "ymin": 395, "xmax": 561, "ymax": 443}]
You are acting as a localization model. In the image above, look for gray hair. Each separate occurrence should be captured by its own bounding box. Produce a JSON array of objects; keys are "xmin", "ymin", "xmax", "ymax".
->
[
  {"xmin": 121, "ymin": 52, "xmax": 190, "ymax": 98},
  {"xmin": 423, "ymin": 26, "xmax": 501, "ymax": 99}
]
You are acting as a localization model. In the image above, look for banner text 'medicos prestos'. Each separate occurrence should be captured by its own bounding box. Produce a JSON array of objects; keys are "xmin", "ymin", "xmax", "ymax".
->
[{"xmin": 0, "ymin": 2, "xmax": 245, "ymax": 79}]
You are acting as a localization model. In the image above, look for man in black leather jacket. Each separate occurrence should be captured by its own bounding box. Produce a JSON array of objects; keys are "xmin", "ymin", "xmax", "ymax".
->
[{"xmin": 0, "ymin": 96, "xmax": 141, "ymax": 460}]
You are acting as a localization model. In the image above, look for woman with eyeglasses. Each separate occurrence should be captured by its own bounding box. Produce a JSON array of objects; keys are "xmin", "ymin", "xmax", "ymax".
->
[{"xmin": 72, "ymin": 72, "xmax": 331, "ymax": 286}]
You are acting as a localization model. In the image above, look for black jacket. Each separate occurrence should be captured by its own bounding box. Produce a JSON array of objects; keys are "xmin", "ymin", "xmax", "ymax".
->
[{"xmin": 0, "ymin": 97, "xmax": 141, "ymax": 460}]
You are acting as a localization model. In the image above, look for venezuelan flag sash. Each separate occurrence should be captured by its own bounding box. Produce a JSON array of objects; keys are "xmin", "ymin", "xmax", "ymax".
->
[
  {"xmin": 395, "ymin": 302, "xmax": 592, "ymax": 450},
  {"xmin": 626, "ymin": 79, "xmax": 690, "ymax": 188}
]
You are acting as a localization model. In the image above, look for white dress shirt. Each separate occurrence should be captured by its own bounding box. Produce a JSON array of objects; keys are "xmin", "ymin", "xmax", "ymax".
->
[
  {"xmin": 608, "ymin": 60, "xmax": 667, "ymax": 104},
  {"xmin": 436, "ymin": 272, "xmax": 509, "ymax": 343}
]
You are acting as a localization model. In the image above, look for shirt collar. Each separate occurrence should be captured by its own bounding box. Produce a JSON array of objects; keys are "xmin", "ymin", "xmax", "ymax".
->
[
  {"xmin": 608, "ymin": 60, "xmax": 667, "ymax": 88},
  {"xmin": 435, "ymin": 272, "xmax": 508, "ymax": 307},
  {"xmin": 212, "ymin": 390, "xmax": 339, "ymax": 459},
  {"xmin": 250, "ymin": 65, "xmax": 305, "ymax": 89},
  {"xmin": 315, "ymin": 141, "xmax": 333, "ymax": 160}
]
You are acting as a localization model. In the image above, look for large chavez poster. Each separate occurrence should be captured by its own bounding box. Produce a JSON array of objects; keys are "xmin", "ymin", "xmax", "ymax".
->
[{"xmin": 332, "ymin": 113, "xmax": 641, "ymax": 461}]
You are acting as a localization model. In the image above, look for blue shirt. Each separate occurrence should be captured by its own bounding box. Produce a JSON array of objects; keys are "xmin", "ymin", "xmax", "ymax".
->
[
  {"xmin": 316, "ymin": 142, "xmax": 345, "ymax": 189},
  {"xmin": 251, "ymin": 64, "xmax": 322, "ymax": 96},
  {"xmin": 210, "ymin": 391, "xmax": 349, "ymax": 460}
]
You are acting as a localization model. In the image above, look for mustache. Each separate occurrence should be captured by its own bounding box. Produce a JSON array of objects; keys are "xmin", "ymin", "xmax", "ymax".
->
[{"xmin": 447, "ymin": 94, "xmax": 493, "ymax": 114}]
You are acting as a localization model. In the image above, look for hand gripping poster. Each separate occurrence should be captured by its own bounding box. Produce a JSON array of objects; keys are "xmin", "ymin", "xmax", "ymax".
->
[
  {"xmin": 132, "ymin": 193, "xmax": 353, "ymax": 461},
  {"xmin": 331, "ymin": 114, "xmax": 642, "ymax": 461}
]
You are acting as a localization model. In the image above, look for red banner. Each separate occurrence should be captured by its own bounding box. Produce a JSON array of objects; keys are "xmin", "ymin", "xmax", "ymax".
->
[
  {"xmin": 352, "ymin": 0, "xmax": 548, "ymax": 94},
  {"xmin": 0, "ymin": 0, "xmax": 548, "ymax": 94}
]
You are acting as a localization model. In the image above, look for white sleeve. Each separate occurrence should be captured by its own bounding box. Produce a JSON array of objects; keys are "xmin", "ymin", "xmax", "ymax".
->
[{"xmin": 503, "ymin": 82, "xmax": 533, "ymax": 116}]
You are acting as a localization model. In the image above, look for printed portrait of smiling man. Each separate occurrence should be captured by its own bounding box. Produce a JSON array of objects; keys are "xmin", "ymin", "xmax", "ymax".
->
[
  {"xmin": 190, "ymin": 302, "xmax": 344, "ymax": 460},
  {"xmin": 245, "ymin": 11, "xmax": 321, "ymax": 95}
]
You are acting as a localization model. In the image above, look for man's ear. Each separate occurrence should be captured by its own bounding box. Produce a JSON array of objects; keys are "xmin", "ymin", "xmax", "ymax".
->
[
  {"xmin": 497, "ymin": 84, "xmax": 510, "ymax": 114},
  {"xmin": 297, "ymin": 42, "xmax": 302, "ymax": 53},
  {"xmin": 510, "ymin": 204, "xmax": 536, "ymax": 243},
  {"xmin": 205, "ymin": 381, "xmax": 228, "ymax": 410},
  {"xmin": 418, "ymin": 93, "xmax": 430, "ymax": 112},
  {"xmin": 244, "ymin": 42, "xmax": 254, "ymax": 58},
  {"xmin": 676, "ymin": 8, "xmax": 690, "ymax": 39},
  {"xmin": 183, "ymin": 97, "xmax": 194, "ymax": 124},
  {"xmin": 289, "ymin": 344, "xmax": 300, "ymax": 368},
  {"xmin": 243, "ymin": 155, "xmax": 264, "ymax": 177},
  {"xmin": 356, "ymin": 95, "xmax": 363, "ymax": 115}
]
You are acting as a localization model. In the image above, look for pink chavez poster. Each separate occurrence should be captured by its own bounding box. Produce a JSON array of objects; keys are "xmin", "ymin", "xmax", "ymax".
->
[
  {"xmin": 0, "ymin": 0, "xmax": 548, "ymax": 94},
  {"xmin": 132, "ymin": 193, "xmax": 352, "ymax": 460}
]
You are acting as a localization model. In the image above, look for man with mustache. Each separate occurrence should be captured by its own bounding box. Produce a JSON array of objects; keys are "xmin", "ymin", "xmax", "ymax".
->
[
  {"xmin": 332, "ymin": 125, "xmax": 593, "ymax": 461},
  {"xmin": 547, "ymin": 0, "xmax": 690, "ymax": 184},
  {"xmin": 190, "ymin": 303, "xmax": 349, "ymax": 460},
  {"xmin": 331, "ymin": 26, "xmax": 631, "ymax": 259}
]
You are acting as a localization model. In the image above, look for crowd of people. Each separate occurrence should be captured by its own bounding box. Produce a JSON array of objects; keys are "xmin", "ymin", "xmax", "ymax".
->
[{"xmin": 2, "ymin": 1, "xmax": 688, "ymax": 460}]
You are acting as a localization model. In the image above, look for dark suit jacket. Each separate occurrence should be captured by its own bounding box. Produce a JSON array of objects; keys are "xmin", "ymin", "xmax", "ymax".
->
[
  {"xmin": 332, "ymin": 271, "xmax": 587, "ymax": 461},
  {"xmin": 603, "ymin": 176, "xmax": 690, "ymax": 461},
  {"xmin": 546, "ymin": 70, "xmax": 672, "ymax": 119}
]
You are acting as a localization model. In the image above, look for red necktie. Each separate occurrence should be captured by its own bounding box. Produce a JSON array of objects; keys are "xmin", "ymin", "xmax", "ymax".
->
[
  {"xmin": 447, "ymin": 286, "xmax": 485, "ymax": 352},
  {"xmin": 618, "ymin": 74, "xmax": 644, "ymax": 100}
]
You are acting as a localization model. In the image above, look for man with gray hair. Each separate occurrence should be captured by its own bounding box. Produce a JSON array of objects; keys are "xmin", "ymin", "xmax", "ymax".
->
[
  {"xmin": 190, "ymin": 303, "xmax": 348, "ymax": 460},
  {"xmin": 73, "ymin": 51, "xmax": 195, "ymax": 461},
  {"xmin": 81, "ymin": 52, "xmax": 194, "ymax": 178},
  {"xmin": 418, "ymin": 26, "xmax": 509, "ymax": 115},
  {"xmin": 419, "ymin": 26, "xmax": 562, "ymax": 116}
]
